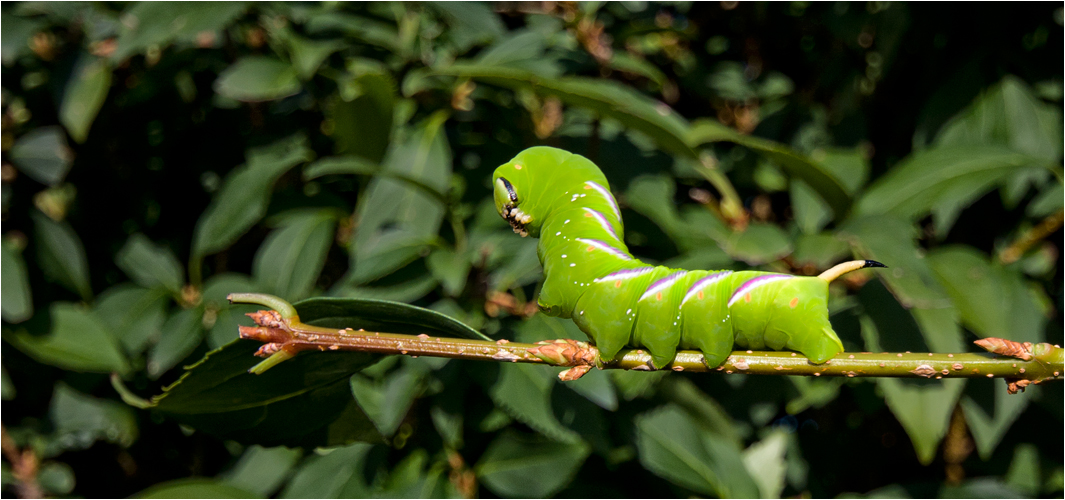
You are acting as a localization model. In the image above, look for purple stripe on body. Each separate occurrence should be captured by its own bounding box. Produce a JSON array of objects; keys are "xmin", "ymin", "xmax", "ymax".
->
[
  {"xmin": 595, "ymin": 266, "xmax": 655, "ymax": 283},
  {"xmin": 727, "ymin": 274, "xmax": 790, "ymax": 307},
  {"xmin": 584, "ymin": 181, "xmax": 621, "ymax": 219},
  {"xmin": 640, "ymin": 271, "xmax": 688, "ymax": 301},
  {"xmin": 575, "ymin": 238, "xmax": 631, "ymax": 261},
  {"xmin": 681, "ymin": 271, "xmax": 733, "ymax": 304},
  {"xmin": 582, "ymin": 207, "xmax": 618, "ymax": 239}
]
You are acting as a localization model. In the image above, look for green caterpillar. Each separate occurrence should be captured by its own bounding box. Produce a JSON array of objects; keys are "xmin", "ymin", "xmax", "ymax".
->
[{"xmin": 492, "ymin": 146, "xmax": 884, "ymax": 369}]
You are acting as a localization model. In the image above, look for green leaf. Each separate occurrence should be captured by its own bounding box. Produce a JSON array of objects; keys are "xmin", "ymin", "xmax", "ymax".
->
[
  {"xmin": 290, "ymin": 296, "xmax": 489, "ymax": 340},
  {"xmin": 214, "ymin": 56, "xmax": 301, "ymax": 102},
  {"xmin": 1004, "ymin": 443, "xmax": 1041, "ymax": 495},
  {"xmin": 689, "ymin": 119, "xmax": 853, "ymax": 218},
  {"xmin": 658, "ymin": 378, "xmax": 744, "ymax": 447},
  {"xmin": 791, "ymin": 233, "xmax": 851, "ymax": 270},
  {"xmin": 839, "ymin": 215, "xmax": 951, "ymax": 310},
  {"xmin": 741, "ymin": 431, "xmax": 789, "ymax": 499},
  {"xmin": 1, "ymin": 16, "xmax": 45, "ymax": 65},
  {"xmin": 436, "ymin": 64, "xmax": 695, "ymax": 158},
  {"xmin": 302, "ymin": 155, "xmax": 379, "ymax": 180},
  {"xmin": 253, "ymin": 211, "xmax": 335, "ymax": 302},
  {"xmin": 855, "ymin": 146, "xmax": 1036, "ymax": 225},
  {"xmin": 150, "ymin": 298, "xmax": 482, "ymax": 446},
  {"xmin": 335, "ymin": 273, "xmax": 440, "ymax": 304},
  {"xmin": 116, "ymin": 234, "xmax": 184, "ymax": 294},
  {"xmin": 32, "ymin": 210, "xmax": 91, "ymax": 299},
  {"xmin": 10, "ymin": 126, "xmax": 74, "ymax": 186},
  {"xmin": 427, "ymin": 1, "xmax": 505, "ymax": 52},
  {"xmin": 927, "ymin": 247, "xmax": 1044, "ymax": 344},
  {"xmin": 8, "ymin": 303, "xmax": 129, "ymax": 374},
  {"xmin": 936, "ymin": 75, "xmax": 1062, "ymax": 163},
  {"xmin": 94, "ymin": 284, "xmax": 169, "ymax": 355},
  {"xmin": 147, "ymin": 307, "xmax": 205, "ymax": 379},
  {"xmin": 791, "ymin": 179, "xmax": 832, "ymax": 234},
  {"xmin": 489, "ymin": 362, "xmax": 580, "ymax": 444},
  {"xmin": 515, "ymin": 315, "xmax": 618, "ymax": 411},
  {"xmin": 350, "ymin": 112, "xmax": 450, "ymax": 284},
  {"xmin": 1, "ymin": 367, "xmax": 13, "ymax": 400},
  {"xmin": 221, "ymin": 446, "xmax": 303, "ymax": 498},
  {"xmin": 284, "ymin": 34, "xmax": 344, "ymax": 80},
  {"xmin": 329, "ymin": 70, "xmax": 396, "ymax": 163},
  {"xmin": 60, "ymin": 53, "xmax": 110, "ymax": 143},
  {"xmin": 280, "ymin": 443, "xmax": 372, "ymax": 499},
  {"xmin": 133, "ymin": 478, "xmax": 258, "ymax": 499},
  {"xmin": 191, "ymin": 134, "xmax": 313, "ymax": 262},
  {"xmin": 939, "ymin": 478, "xmax": 1023, "ymax": 499},
  {"xmin": 861, "ymin": 317, "xmax": 965, "ymax": 465},
  {"xmin": 636, "ymin": 404, "xmax": 760, "ymax": 498},
  {"xmin": 48, "ymin": 383, "xmax": 138, "ymax": 453},
  {"xmin": 475, "ymin": 429, "xmax": 591, "ymax": 498},
  {"xmin": 349, "ymin": 367, "xmax": 423, "ymax": 437},
  {"xmin": 724, "ymin": 222, "xmax": 793, "ymax": 265},
  {"xmin": 111, "ymin": 2, "xmax": 249, "ymax": 62},
  {"xmin": 151, "ymin": 339, "xmax": 381, "ymax": 447},
  {"xmin": 304, "ymin": 13, "xmax": 399, "ymax": 52},
  {"xmin": 610, "ymin": 369, "xmax": 667, "ymax": 401},
  {"xmin": 488, "ymin": 237, "xmax": 542, "ymax": 292},
  {"xmin": 372, "ymin": 448, "xmax": 457, "ymax": 498},
  {"xmin": 609, "ymin": 52, "xmax": 668, "ymax": 89},
  {"xmin": 2, "ymin": 237, "xmax": 33, "ymax": 323}
]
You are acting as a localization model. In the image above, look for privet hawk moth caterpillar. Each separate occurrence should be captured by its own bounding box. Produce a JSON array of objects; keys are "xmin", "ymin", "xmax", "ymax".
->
[{"xmin": 493, "ymin": 146, "xmax": 885, "ymax": 369}]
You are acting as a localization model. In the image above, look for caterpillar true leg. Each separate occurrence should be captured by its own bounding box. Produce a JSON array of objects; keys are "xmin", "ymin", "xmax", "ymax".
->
[{"xmin": 493, "ymin": 146, "xmax": 886, "ymax": 369}]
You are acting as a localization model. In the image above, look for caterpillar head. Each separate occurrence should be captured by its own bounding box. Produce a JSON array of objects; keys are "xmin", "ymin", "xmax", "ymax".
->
[
  {"xmin": 493, "ymin": 146, "xmax": 612, "ymax": 237},
  {"xmin": 493, "ymin": 173, "xmax": 531, "ymax": 237}
]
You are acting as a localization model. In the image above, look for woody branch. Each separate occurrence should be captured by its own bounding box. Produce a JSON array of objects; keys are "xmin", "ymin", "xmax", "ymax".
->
[{"xmin": 229, "ymin": 293, "xmax": 1063, "ymax": 392}]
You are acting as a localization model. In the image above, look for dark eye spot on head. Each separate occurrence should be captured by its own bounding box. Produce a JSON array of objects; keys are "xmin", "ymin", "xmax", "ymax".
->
[{"xmin": 500, "ymin": 177, "xmax": 518, "ymax": 203}]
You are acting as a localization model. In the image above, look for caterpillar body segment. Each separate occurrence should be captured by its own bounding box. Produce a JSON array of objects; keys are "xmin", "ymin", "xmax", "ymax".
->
[{"xmin": 492, "ymin": 146, "xmax": 879, "ymax": 368}]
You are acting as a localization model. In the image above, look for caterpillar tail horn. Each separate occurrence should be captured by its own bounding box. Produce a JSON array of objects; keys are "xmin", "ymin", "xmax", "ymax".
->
[{"xmin": 818, "ymin": 260, "xmax": 887, "ymax": 283}]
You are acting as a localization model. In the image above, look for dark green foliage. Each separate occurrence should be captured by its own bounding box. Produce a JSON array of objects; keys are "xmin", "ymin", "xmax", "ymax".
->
[{"xmin": 1, "ymin": 2, "xmax": 1061, "ymax": 498}]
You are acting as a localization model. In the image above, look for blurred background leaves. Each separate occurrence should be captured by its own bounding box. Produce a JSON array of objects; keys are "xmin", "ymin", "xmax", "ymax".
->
[{"xmin": 1, "ymin": 1, "xmax": 1061, "ymax": 498}]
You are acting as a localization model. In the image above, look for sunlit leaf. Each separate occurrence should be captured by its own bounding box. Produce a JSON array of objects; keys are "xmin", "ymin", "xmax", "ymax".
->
[{"xmin": 742, "ymin": 431, "xmax": 789, "ymax": 499}]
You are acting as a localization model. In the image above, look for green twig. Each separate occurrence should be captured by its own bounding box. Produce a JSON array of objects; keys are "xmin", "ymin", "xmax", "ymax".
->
[{"xmin": 230, "ymin": 294, "xmax": 1063, "ymax": 391}]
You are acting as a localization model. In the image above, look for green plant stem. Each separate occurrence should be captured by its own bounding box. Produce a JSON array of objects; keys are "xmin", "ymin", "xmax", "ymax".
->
[{"xmin": 231, "ymin": 294, "xmax": 1063, "ymax": 386}]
